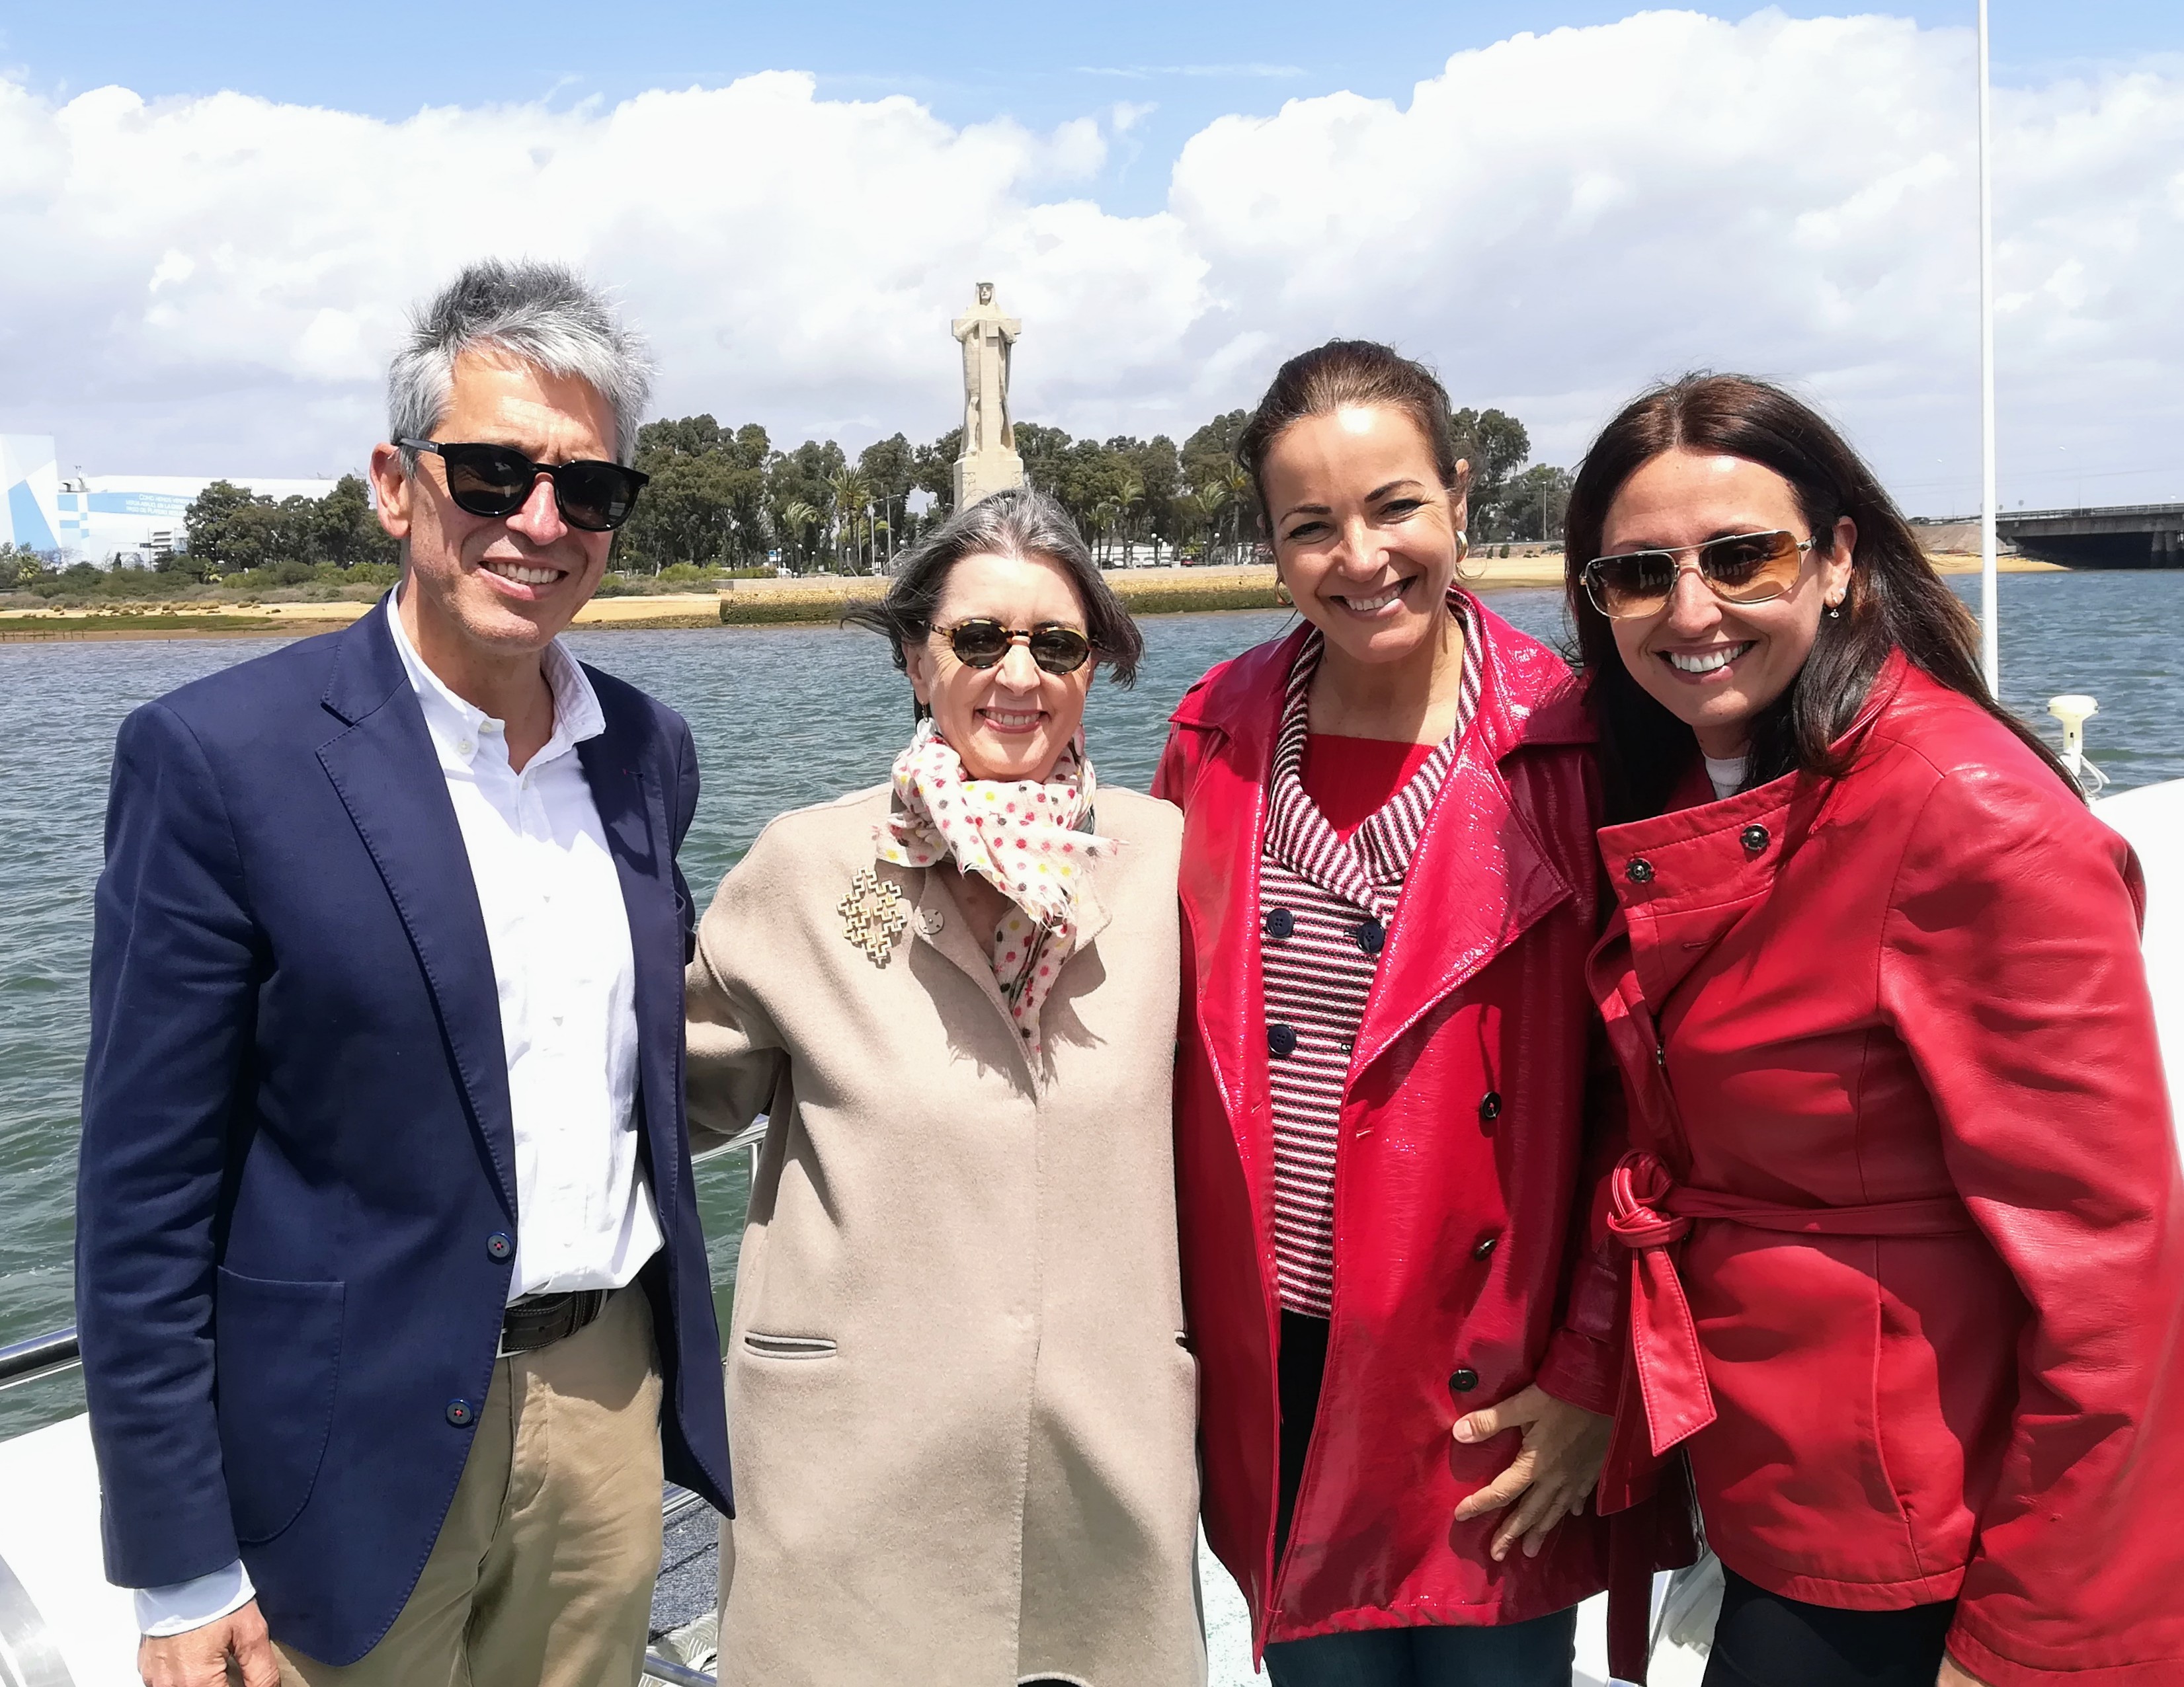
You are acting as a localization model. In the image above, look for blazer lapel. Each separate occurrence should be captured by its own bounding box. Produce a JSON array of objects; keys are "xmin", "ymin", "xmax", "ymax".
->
[
  {"xmin": 577, "ymin": 713, "xmax": 683, "ymax": 1230},
  {"xmin": 315, "ymin": 605, "xmax": 516, "ymax": 1215}
]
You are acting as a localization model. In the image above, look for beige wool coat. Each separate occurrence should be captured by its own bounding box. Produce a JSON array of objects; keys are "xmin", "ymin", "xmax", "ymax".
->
[{"xmin": 685, "ymin": 781, "xmax": 1205, "ymax": 1687}]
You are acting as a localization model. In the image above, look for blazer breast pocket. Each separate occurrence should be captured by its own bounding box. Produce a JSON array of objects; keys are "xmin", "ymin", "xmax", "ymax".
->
[{"xmin": 214, "ymin": 1267, "xmax": 346, "ymax": 1544}]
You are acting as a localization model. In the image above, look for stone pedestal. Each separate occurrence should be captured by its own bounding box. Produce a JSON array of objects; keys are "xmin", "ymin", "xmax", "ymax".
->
[{"xmin": 952, "ymin": 448, "xmax": 1026, "ymax": 511}]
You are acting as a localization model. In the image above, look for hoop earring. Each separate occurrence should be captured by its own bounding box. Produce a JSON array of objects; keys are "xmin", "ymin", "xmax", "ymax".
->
[{"xmin": 1453, "ymin": 530, "xmax": 1489, "ymax": 583}]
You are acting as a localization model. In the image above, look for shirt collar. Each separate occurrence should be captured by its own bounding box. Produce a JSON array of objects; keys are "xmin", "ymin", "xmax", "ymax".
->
[{"xmin": 385, "ymin": 589, "xmax": 605, "ymax": 767}]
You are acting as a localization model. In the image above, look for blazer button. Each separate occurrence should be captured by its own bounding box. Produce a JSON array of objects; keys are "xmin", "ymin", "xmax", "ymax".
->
[
  {"xmin": 1740, "ymin": 824, "xmax": 1771, "ymax": 855},
  {"xmin": 1472, "ymin": 1233, "xmax": 1499, "ymax": 1261},
  {"xmin": 1449, "ymin": 1368, "xmax": 1480, "ymax": 1394},
  {"xmin": 1625, "ymin": 858, "xmax": 1655, "ymax": 884},
  {"xmin": 1478, "ymin": 1091, "xmax": 1502, "ymax": 1123},
  {"xmin": 486, "ymin": 1232, "xmax": 513, "ymax": 1261},
  {"xmin": 445, "ymin": 1399, "xmax": 475, "ymax": 1428},
  {"xmin": 1264, "ymin": 908, "xmax": 1295, "ymax": 941},
  {"xmin": 1354, "ymin": 918, "xmax": 1385, "ymax": 958},
  {"xmin": 1268, "ymin": 1023, "xmax": 1298, "ymax": 1058}
]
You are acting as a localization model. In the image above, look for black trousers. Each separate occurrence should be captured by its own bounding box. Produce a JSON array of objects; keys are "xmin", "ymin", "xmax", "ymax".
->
[
  {"xmin": 1701, "ymin": 1565, "xmax": 1957, "ymax": 1687},
  {"xmin": 1276, "ymin": 1310, "xmax": 1332, "ymax": 1559}
]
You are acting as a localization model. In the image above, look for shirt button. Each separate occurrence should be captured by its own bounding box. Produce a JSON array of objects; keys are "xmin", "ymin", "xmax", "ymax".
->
[
  {"xmin": 1268, "ymin": 1023, "xmax": 1298, "ymax": 1058},
  {"xmin": 446, "ymin": 1399, "xmax": 475, "ymax": 1427},
  {"xmin": 1740, "ymin": 824, "xmax": 1771, "ymax": 854},
  {"xmin": 458, "ymin": 740, "xmax": 475, "ymax": 757},
  {"xmin": 1264, "ymin": 908, "xmax": 1294, "ymax": 941},
  {"xmin": 1354, "ymin": 918, "xmax": 1385, "ymax": 958},
  {"xmin": 1478, "ymin": 1091, "xmax": 1502, "ymax": 1123},
  {"xmin": 487, "ymin": 1232, "xmax": 513, "ymax": 1261},
  {"xmin": 1472, "ymin": 1232, "xmax": 1499, "ymax": 1261},
  {"xmin": 1449, "ymin": 1368, "xmax": 1480, "ymax": 1394},
  {"xmin": 1625, "ymin": 858, "xmax": 1655, "ymax": 885}
]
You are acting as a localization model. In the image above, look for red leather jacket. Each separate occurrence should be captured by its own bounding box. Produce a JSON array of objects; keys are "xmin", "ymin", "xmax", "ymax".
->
[
  {"xmin": 1155, "ymin": 602, "xmax": 1633, "ymax": 1652},
  {"xmin": 1591, "ymin": 656, "xmax": 2184, "ymax": 1686}
]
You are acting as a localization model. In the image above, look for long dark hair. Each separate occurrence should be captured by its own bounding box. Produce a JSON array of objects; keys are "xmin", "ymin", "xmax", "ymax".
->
[{"xmin": 1563, "ymin": 373, "xmax": 2076, "ymax": 823}]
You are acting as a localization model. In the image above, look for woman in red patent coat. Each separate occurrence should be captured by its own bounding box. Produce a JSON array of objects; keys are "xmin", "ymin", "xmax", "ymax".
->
[
  {"xmin": 1155, "ymin": 342, "xmax": 1674, "ymax": 1687},
  {"xmin": 1566, "ymin": 373, "xmax": 2184, "ymax": 1687}
]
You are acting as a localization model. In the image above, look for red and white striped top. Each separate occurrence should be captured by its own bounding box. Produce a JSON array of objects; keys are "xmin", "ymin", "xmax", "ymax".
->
[{"xmin": 1260, "ymin": 595, "xmax": 1484, "ymax": 1316}]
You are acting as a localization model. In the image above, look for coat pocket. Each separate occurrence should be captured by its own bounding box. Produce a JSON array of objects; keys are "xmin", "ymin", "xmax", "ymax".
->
[
  {"xmin": 213, "ymin": 1267, "xmax": 345, "ymax": 1544},
  {"xmin": 741, "ymin": 1331, "xmax": 838, "ymax": 1360}
]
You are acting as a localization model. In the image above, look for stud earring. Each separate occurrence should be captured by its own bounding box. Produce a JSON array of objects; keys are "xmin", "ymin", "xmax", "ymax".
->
[{"xmin": 1826, "ymin": 598, "xmax": 1843, "ymax": 619}]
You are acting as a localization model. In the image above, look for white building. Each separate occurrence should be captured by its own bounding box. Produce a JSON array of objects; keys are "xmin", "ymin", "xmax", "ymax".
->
[
  {"xmin": 58, "ymin": 473, "xmax": 341, "ymax": 565},
  {"xmin": 1, "ymin": 436, "xmax": 62, "ymax": 553},
  {"xmin": 3, "ymin": 435, "xmax": 342, "ymax": 563}
]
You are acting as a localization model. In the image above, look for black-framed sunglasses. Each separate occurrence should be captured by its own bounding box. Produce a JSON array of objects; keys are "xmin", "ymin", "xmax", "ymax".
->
[
  {"xmin": 397, "ymin": 437, "xmax": 649, "ymax": 532},
  {"xmin": 1582, "ymin": 529, "xmax": 1816, "ymax": 621},
  {"xmin": 937, "ymin": 618, "xmax": 1094, "ymax": 676}
]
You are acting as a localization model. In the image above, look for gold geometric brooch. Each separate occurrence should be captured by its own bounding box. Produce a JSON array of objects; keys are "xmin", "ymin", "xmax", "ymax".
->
[{"xmin": 837, "ymin": 867, "xmax": 910, "ymax": 967}]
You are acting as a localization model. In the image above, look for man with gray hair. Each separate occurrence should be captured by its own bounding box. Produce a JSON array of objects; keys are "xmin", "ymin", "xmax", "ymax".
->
[{"xmin": 75, "ymin": 259, "xmax": 732, "ymax": 1686}]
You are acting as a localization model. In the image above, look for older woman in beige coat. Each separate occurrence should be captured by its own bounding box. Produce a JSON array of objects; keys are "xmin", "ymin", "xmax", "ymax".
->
[{"xmin": 684, "ymin": 488, "xmax": 1203, "ymax": 1687}]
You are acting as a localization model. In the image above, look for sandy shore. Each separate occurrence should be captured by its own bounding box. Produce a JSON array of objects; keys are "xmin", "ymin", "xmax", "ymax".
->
[{"xmin": 0, "ymin": 551, "xmax": 2067, "ymax": 642}]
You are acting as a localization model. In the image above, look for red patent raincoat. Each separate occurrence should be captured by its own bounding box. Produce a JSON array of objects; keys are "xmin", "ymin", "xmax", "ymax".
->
[
  {"xmin": 1590, "ymin": 655, "xmax": 2184, "ymax": 1686},
  {"xmin": 1156, "ymin": 602, "xmax": 1679, "ymax": 1663}
]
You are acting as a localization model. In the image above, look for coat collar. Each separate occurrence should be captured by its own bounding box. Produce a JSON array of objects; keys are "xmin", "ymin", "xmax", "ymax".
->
[
  {"xmin": 1167, "ymin": 592, "xmax": 1595, "ymax": 777},
  {"xmin": 1593, "ymin": 650, "xmax": 1912, "ymax": 1011},
  {"xmin": 1174, "ymin": 596, "xmax": 1588, "ymax": 1115}
]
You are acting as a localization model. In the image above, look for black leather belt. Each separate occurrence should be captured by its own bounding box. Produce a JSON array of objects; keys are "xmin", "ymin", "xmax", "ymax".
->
[{"xmin": 498, "ymin": 1289, "xmax": 608, "ymax": 1358}]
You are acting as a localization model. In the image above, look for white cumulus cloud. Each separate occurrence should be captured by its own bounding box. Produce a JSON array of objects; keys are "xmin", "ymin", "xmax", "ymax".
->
[{"xmin": 1, "ymin": 11, "xmax": 2179, "ymax": 511}]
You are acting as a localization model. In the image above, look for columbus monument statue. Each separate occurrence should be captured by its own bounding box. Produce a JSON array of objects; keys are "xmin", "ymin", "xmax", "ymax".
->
[{"xmin": 951, "ymin": 281, "xmax": 1026, "ymax": 509}]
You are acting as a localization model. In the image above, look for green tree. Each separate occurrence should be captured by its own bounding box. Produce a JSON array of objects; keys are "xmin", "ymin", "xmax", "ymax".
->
[
  {"xmin": 1182, "ymin": 411, "xmax": 1249, "ymax": 495},
  {"xmin": 308, "ymin": 474, "xmax": 397, "ymax": 569},
  {"xmin": 910, "ymin": 428, "xmax": 962, "ymax": 521},
  {"xmin": 2, "ymin": 543, "xmax": 47, "ymax": 586},
  {"xmin": 1502, "ymin": 463, "xmax": 1574, "ymax": 542},
  {"xmin": 858, "ymin": 434, "xmax": 916, "ymax": 570},
  {"xmin": 1447, "ymin": 407, "xmax": 1532, "ymax": 541},
  {"xmin": 826, "ymin": 467, "xmax": 874, "ymax": 573},
  {"xmin": 766, "ymin": 440, "xmax": 846, "ymax": 572}
]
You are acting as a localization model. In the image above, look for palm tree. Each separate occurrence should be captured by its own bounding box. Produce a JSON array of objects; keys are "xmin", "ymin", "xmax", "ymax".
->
[
  {"xmin": 826, "ymin": 469, "xmax": 873, "ymax": 572},
  {"xmin": 1092, "ymin": 496, "xmax": 1124, "ymax": 567},
  {"xmin": 1219, "ymin": 463, "xmax": 1254, "ymax": 565},
  {"xmin": 1115, "ymin": 470, "xmax": 1147, "ymax": 566},
  {"xmin": 778, "ymin": 500, "xmax": 821, "ymax": 572}
]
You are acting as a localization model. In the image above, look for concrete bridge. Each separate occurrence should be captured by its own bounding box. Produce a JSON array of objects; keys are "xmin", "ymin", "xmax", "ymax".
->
[{"xmin": 1998, "ymin": 502, "xmax": 2184, "ymax": 568}]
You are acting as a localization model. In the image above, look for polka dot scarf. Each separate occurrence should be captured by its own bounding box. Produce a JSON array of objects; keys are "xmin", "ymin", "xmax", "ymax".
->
[{"xmin": 875, "ymin": 719, "xmax": 1115, "ymax": 1051}]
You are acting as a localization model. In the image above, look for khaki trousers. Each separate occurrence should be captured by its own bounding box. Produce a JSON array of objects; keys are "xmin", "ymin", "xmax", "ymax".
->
[{"xmin": 275, "ymin": 1285, "xmax": 665, "ymax": 1687}]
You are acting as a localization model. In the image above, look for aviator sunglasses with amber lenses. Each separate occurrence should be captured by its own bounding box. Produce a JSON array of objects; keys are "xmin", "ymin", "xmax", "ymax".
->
[
  {"xmin": 397, "ymin": 437, "xmax": 650, "ymax": 532},
  {"xmin": 1582, "ymin": 529, "xmax": 1816, "ymax": 621},
  {"xmin": 937, "ymin": 618, "xmax": 1094, "ymax": 676}
]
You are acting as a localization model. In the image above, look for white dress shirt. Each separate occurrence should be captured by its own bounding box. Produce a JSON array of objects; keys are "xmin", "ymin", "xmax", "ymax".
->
[{"xmin": 136, "ymin": 594, "xmax": 663, "ymax": 1636}]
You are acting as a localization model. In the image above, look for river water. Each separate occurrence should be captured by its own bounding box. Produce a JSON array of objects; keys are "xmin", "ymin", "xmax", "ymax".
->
[{"xmin": 4, "ymin": 571, "xmax": 2179, "ymax": 1438}]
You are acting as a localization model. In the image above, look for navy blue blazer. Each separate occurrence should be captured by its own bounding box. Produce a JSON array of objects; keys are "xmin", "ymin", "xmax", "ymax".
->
[{"xmin": 75, "ymin": 602, "xmax": 732, "ymax": 1665}]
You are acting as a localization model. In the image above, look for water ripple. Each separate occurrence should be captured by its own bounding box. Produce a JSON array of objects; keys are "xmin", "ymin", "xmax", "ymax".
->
[{"xmin": 2, "ymin": 574, "xmax": 2174, "ymax": 1438}]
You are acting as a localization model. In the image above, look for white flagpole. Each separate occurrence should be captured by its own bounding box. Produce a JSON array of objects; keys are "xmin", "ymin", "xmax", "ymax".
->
[{"xmin": 1978, "ymin": 0, "xmax": 2000, "ymax": 690}]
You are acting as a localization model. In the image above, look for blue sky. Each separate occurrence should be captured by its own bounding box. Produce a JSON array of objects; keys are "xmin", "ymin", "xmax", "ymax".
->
[
  {"xmin": 3, "ymin": 6, "xmax": 2179, "ymax": 508},
  {"xmin": 7, "ymin": 2, "xmax": 2180, "ymax": 216}
]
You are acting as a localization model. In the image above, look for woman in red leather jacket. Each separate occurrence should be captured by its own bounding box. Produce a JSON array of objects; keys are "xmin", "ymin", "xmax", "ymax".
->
[
  {"xmin": 1568, "ymin": 373, "xmax": 2184, "ymax": 1687},
  {"xmin": 1154, "ymin": 341, "xmax": 1665, "ymax": 1687}
]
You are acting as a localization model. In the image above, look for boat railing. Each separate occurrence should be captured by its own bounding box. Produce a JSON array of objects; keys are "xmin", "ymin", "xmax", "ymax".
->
[
  {"xmin": 0, "ymin": 1124, "xmax": 763, "ymax": 1686},
  {"xmin": 0, "ymin": 1122, "xmax": 765, "ymax": 1400}
]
